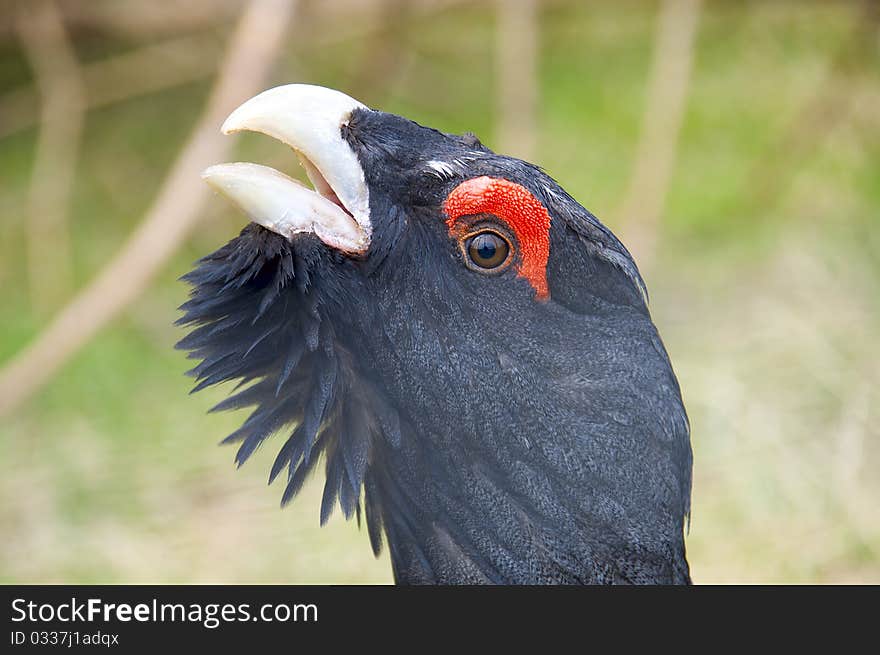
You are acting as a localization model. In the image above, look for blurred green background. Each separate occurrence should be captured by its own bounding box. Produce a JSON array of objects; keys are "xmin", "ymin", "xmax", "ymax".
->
[{"xmin": 1, "ymin": 0, "xmax": 878, "ymax": 584}]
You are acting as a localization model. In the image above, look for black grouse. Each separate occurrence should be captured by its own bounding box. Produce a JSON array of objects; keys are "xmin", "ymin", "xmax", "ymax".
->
[{"xmin": 178, "ymin": 84, "xmax": 693, "ymax": 584}]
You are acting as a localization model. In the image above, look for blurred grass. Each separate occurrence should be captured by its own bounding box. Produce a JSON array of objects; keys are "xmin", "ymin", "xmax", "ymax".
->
[{"xmin": 1, "ymin": 0, "xmax": 878, "ymax": 583}]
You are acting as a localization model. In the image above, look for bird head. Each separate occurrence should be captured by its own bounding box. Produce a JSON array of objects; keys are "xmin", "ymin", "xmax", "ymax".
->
[{"xmin": 178, "ymin": 84, "xmax": 692, "ymax": 584}]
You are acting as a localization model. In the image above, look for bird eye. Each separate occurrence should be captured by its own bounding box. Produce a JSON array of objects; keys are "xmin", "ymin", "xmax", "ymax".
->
[{"xmin": 465, "ymin": 230, "xmax": 511, "ymax": 271}]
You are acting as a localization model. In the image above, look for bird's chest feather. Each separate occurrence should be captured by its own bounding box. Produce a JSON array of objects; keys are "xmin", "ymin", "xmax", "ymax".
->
[{"xmin": 329, "ymin": 268, "xmax": 690, "ymax": 584}]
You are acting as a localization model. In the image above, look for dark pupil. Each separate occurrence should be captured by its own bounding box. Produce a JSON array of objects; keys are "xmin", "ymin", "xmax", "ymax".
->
[{"xmin": 468, "ymin": 232, "xmax": 508, "ymax": 268}]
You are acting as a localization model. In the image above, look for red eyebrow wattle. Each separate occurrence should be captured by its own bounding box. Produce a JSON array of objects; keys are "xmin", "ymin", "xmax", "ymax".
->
[{"xmin": 443, "ymin": 176, "xmax": 551, "ymax": 300}]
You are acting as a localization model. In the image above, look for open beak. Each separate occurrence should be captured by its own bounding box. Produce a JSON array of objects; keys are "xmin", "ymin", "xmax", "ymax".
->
[{"xmin": 202, "ymin": 84, "xmax": 372, "ymax": 254}]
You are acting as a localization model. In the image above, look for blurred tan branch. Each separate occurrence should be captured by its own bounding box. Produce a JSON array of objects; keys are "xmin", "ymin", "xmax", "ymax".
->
[
  {"xmin": 616, "ymin": 0, "xmax": 702, "ymax": 270},
  {"xmin": 495, "ymin": 0, "xmax": 538, "ymax": 161},
  {"xmin": 0, "ymin": 0, "xmax": 476, "ymax": 140},
  {"xmin": 16, "ymin": 0, "xmax": 84, "ymax": 315},
  {"xmin": 0, "ymin": 33, "xmax": 224, "ymax": 139},
  {"xmin": 0, "ymin": 0, "xmax": 298, "ymax": 418},
  {"xmin": 0, "ymin": 0, "xmax": 241, "ymax": 40}
]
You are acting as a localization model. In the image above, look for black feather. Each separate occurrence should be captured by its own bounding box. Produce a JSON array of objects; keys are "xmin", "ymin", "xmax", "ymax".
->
[{"xmin": 177, "ymin": 225, "xmax": 397, "ymax": 547}]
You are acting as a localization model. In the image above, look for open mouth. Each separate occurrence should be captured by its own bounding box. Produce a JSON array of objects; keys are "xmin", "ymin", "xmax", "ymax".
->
[{"xmin": 202, "ymin": 84, "xmax": 372, "ymax": 254}]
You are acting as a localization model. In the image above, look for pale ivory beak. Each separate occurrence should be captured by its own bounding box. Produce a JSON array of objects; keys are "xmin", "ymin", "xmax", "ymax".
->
[{"xmin": 203, "ymin": 84, "xmax": 371, "ymax": 254}]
